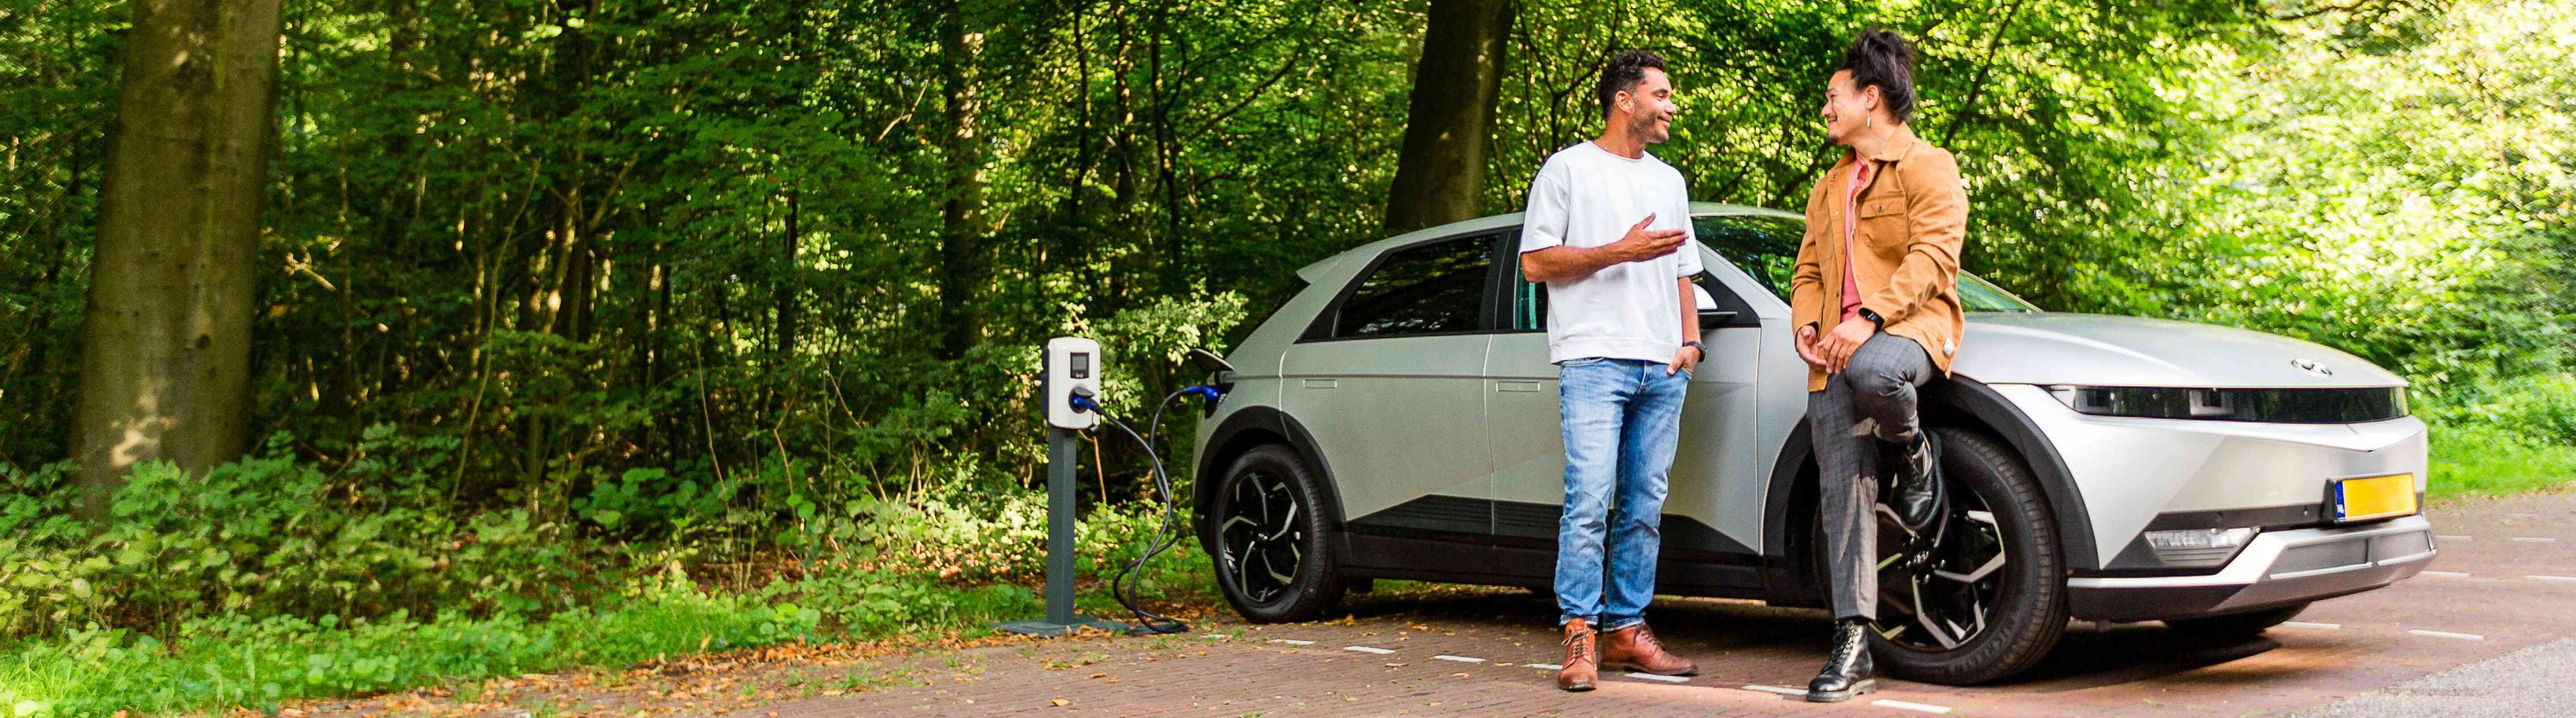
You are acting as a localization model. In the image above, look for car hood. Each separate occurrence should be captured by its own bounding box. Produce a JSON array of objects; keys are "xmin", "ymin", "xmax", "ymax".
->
[{"xmin": 1953, "ymin": 313, "xmax": 2407, "ymax": 388}]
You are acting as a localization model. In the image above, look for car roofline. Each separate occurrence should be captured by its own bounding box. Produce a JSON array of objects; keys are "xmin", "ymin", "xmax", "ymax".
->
[{"xmin": 1290, "ymin": 203, "xmax": 1798, "ymax": 283}]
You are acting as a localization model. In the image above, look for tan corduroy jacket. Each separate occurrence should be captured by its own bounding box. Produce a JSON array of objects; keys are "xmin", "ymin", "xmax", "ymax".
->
[{"xmin": 1789, "ymin": 125, "xmax": 1968, "ymax": 392}]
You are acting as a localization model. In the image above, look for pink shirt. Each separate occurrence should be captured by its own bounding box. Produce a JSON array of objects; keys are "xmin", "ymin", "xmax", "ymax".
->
[{"xmin": 1839, "ymin": 161, "xmax": 1873, "ymax": 322}]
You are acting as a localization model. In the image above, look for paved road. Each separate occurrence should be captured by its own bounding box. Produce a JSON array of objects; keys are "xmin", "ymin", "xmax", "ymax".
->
[
  {"xmin": 2287, "ymin": 634, "xmax": 2576, "ymax": 718},
  {"xmin": 740, "ymin": 491, "xmax": 2576, "ymax": 717}
]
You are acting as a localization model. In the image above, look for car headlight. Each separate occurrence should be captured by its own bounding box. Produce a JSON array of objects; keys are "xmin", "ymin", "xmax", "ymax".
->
[{"xmin": 2044, "ymin": 385, "xmax": 2408, "ymax": 423}]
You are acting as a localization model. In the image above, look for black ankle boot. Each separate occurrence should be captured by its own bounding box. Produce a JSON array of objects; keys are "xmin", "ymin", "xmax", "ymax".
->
[
  {"xmin": 1888, "ymin": 433, "xmax": 1942, "ymax": 532},
  {"xmin": 1808, "ymin": 618, "xmax": 1879, "ymax": 702}
]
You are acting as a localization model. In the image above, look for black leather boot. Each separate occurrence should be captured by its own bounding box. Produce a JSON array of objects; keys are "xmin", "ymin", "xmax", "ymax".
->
[
  {"xmin": 1807, "ymin": 618, "xmax": 1879, "ymax": 702},
  {"xmin": 1887, "ymin": 433, "xmax": 1943, "ymax": 533}
]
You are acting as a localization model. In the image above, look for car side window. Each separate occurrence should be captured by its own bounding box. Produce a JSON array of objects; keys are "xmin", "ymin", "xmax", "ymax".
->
[
  {"xmin": 1330, "ymin": 235, "xmax": 1492, "ymax": 338},
  {"xmin": 1693, "ymin": 215, "xmax": 1804, "ymax": 301},
  {"xmin": 1511, "ymin": 257, "xmax": 1548, "ymax": 332}
]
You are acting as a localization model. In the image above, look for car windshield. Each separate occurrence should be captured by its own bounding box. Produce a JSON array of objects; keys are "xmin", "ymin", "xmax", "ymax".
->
[{"xmin": 1692, "ymin": 214, "xmax": 2038, "ymax": 313}]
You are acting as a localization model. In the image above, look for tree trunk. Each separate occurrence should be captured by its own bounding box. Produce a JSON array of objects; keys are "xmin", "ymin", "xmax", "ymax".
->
[
  {"xmin": 937, "ymin": 1, "xmax": 989, "ymax": 359},
  {"xmin": 1382, "ymin": 0, "xmax": 1514, "ymax": 233},
  {"xmin": 73, "ymin": 0, "xmax": 286, "ymax": 517}
]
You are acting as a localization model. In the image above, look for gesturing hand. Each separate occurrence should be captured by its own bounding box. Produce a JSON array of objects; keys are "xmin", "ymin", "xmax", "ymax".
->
[{"xmin": 1612, "ymin": 214, "xmax": 1687, "ymax": 263}]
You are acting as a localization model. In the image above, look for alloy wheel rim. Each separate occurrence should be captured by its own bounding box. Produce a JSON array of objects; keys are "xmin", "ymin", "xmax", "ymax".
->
[
  {"xmin": 1871, "ymin": 466, "xmax": 2008, "ymax": 651},
  {"xmin": 1220, "ymin": 470, "xmax": 1303, "ymax": 604}
]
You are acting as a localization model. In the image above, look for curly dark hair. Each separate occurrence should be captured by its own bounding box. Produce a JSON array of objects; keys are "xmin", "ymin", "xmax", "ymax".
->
[
  {"xmin": 1836, "ymin": 28, "xmax": 1918, "ymax": 124},
  {"xmin": 1593, "ymin": 49, "xmax": 1668, "ymax": 120}
]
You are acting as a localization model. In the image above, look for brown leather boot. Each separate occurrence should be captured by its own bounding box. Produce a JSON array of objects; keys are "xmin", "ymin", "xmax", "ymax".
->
[
  {"xmin": 1557, "ymin": 618, "xmax": 1599, "ymax": 691},
  {"xmin": 1601, "ymin": 622, "xmax": 1699, "ymax": 676}
]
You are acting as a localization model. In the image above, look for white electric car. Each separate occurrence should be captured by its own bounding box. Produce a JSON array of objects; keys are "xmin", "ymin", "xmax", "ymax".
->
[{"xmin": 1190, "ymin": 204, "xmax": 2434, "ymax": 684}]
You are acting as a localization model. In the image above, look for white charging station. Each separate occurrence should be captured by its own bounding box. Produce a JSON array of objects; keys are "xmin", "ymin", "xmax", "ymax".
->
[
  {"xmin": 1044, "ymin": 337, "xmax": 1102, "ymax": 430},
  {"xmin": 999, "ymin": 336, "xmax": 1128, "ymax": 637}
]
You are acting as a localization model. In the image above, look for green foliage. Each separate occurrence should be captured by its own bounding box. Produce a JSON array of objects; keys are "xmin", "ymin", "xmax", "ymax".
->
[
  {"xmin": 0, "ymin": 579, "xmax": 821, "ymax": 718},
  {"xmin": 0, "ymin": 432, "xmax": 605, "ymax": 637}
]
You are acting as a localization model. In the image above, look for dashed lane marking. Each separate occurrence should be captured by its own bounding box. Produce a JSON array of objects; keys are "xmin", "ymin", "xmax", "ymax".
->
[
  {"xmin": 2409, "ymin": 629, "xmax": 2486, "ymax": 641},
  {"xmin": 1871, "ymin": 699, "xmax": 1956, "ymax": 714},
  {"xmin": 1269, "ymin": 639, "xmax": 1315, "ymax": 646},
  {"xmin": 2526, "ymin": 575, "xmax": 2576, "ymax": 583},
  {"xmin": 1528, "ymin": 663, "xmax": 1564, "ymax": 671},
  {"xmin": 1739, "ymin": 685, "xmax": 1807, "ymax": 696},
  {"xmin": 1433, "ymin": 655, "xmax": 1485, "ymax": 663},
  {"xmin": 1344, "ymin": 646, "xmax": 1396, "ymax": 654},
  {"xmin": 2511, "ymin": 537, "xmax": 2558, "ymax": 543},
  {"xmin": 2422, "ymin": 570, "xmax": 2471, "ymax": 578},
  {"xmin": 1623, "ymin": 672, "xmax": 1690, "ymax": 683},
  {"xmin": 2280, "ymin": 620, "xmax": 2342, "ymax": 629},
  {"xmin": 2436, "ymin": 535, "xmax": 2471, "ymax": 541},
  {"xmin": 1200, "ymin": 633, "xmax": 1230, "ymax": 639}
]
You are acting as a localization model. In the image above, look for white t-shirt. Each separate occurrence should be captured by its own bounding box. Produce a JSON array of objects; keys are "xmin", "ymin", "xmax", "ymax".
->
[{"xmin": 1518, "ymin": 141, "xmax": 1702, "ymax": 364}]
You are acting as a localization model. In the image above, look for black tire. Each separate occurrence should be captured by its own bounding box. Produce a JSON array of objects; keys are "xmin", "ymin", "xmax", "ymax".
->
[
  {"xmin": 1854, "ymin": 427, "xmax": 2070, "ymax": 685},
  {"xmin": 1209, "ymin": 444, "xmax": 1348, "ymax": 623},
  {"xmin": 2165, "ymin": 602, "xmax": 2308, "ymax": 638}
]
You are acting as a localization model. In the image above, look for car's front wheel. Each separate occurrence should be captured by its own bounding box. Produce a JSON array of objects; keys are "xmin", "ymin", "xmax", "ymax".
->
[
  {"xmin": 1867, "ymin": 427, "xmax": 2070, "ymax": 684},
  {"xmin": 1210, "ymin": 444, "xmax": 1348, "ymax": 622}
]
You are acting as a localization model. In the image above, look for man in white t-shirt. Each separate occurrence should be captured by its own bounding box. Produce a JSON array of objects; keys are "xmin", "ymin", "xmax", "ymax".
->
[{"xmin": 1516, "ymin": 49, "xmax": 1704, "ymax": 692}]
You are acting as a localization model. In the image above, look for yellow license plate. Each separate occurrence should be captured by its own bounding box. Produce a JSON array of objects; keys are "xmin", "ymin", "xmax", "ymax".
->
[{"xmin": 2333, "ymin": 473, "xmax": 2418, "ymax": 522}]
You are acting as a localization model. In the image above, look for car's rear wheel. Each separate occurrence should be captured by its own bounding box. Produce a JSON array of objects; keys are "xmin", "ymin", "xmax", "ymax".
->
[
  {"xmin": 2165, "ymin": 602, "xmax": 2308, "ymax": 639},
  {"xmin": 1210, "ymin": 444, "xmax": 1348, "ymax": 623},
  {"xmin": 1865, "ymin": 427, "xmax": 2069, "ymax": 685}
]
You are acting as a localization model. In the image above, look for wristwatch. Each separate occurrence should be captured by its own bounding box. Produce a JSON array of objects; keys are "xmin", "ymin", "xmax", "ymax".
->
[
  {"xmin": 1857, "ymin": 307, "xmax": 1886, "ymax": 330},
  {"xmin": 1681, "ymin": 340, "xmax": 1706, "ymax": 360}
]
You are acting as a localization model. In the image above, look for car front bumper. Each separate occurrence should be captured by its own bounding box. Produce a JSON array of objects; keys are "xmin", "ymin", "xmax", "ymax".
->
[{"xmin": 2066, "ymin": 514, "xmax": 2437, "ymax": 621}]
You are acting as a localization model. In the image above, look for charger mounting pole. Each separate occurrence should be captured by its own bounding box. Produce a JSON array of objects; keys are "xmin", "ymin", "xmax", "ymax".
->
[{"xmin": 995, "ymin": 337, "xmax": 1130, "ymax": 637}]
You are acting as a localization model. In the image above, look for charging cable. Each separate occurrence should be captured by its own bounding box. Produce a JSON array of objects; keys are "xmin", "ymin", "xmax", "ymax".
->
[{"xmin": 1062, "ymin": 385, "xmax": 1222, "ymax": 635}]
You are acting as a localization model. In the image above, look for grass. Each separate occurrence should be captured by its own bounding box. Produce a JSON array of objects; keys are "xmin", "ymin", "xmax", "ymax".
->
[
  {"xmin": 0, "ymin": 581, "xmax": 823, "ymax": 717},
  {"xmin": 2427, "ymin": 422, "xmax": 2576, "ymax": 498}
]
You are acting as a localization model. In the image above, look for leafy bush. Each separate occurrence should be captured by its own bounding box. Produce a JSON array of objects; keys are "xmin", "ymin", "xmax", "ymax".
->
[{"xmin": 2427, "ymin": 373, "xmax": 2576, "ymax": 448}]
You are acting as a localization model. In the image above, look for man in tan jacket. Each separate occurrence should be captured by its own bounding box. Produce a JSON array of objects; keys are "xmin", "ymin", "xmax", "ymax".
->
[{"xmin": 1787, "ymin": 28, "xmax": 1968, "ymax": 703}]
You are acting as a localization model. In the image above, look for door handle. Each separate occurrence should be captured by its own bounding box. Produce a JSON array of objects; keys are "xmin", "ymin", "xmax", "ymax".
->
[
  {"xmin": 1303, "ymin": 378, "xmax": 1338, "ymax": 389},
  {"xmin": 1494, "ymin": 380, "xmax": 1542, "ymax": 392}
]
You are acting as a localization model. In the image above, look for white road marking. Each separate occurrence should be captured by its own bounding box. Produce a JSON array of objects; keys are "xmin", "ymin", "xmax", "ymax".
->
[
  {"xmin": 1433, "ymin": 654, "xmax": 1485, "ymax": 663},
  {"xmin": 2280, "ymin": 620, "xmax": 2342, "ymax": 630},
  {"xmin": 2409, "ymin": 629, "xmax": 2486, "ymax": 641},
  {"xmin": 1344, "ymin": 646, "xmax": 1396, "ymax": 654},
  {"xmin": 1623, "ymin": 672, "xmax": 1690, "ymax": 683},
  {"xmin": 1528, "ymin": 663, "xmax": 1563, "ymax": 671},
  {"xmin": 1871, "ymin": 699, "xmax": 1956, "ymax": 714},
  {"xmin": 2435, "ymin": 535, "xmax": 2471, "ymax": 541},
  {"xmin": 2512, "ymin": 537, "xmax": 2558, "ymax": 543},
  {"xmin": 1201, "ymin": 633, "xmax": 1231, "ymax": 639},
  {"xmin": 1739, "ymin": 685, "xmax": 1807, "ymax": 696},
  {"xmin": 2422, "ymin": 570, "xmax": 2471, "ymax": 578},
  {"xmin": 2526, "ymin": 575, "xmax": 2576, "ymax": 583},
  {"xmin": 1270, "ymin": 639, "xmax": 1315, "ymax": 646}
]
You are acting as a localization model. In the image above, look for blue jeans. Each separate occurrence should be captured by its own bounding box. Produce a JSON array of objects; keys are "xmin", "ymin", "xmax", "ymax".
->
[{"xmin": 1554, "ymin": 356, "xmax": 1690, "ymax": 630}]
